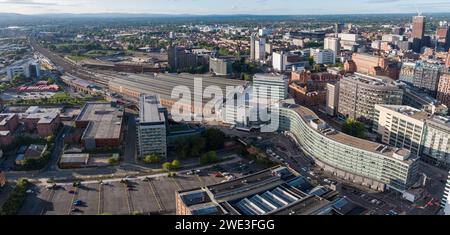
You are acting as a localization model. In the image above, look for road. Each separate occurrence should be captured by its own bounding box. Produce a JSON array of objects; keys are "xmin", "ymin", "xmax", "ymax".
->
[{"xmin": 123, "ymin": 114, "xmax": 137, "ymax": 164}]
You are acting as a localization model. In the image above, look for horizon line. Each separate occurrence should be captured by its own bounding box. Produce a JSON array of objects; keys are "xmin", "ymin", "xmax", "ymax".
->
[{"xmin": 1, "ymin": 11, "xmax": 450, "ymax": 17}]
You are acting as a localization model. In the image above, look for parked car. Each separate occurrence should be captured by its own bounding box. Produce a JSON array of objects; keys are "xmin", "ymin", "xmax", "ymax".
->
[
  {"xmin": 71, "ymin": 208, "xmax": 81, "ymax": 213},
  {"xmin": 26, "ymin": 190, "xmax": 34, "ymax": 194},
  {"xmin": 73, "ymin": 200, "xmax": 83, "ymax": 206}
]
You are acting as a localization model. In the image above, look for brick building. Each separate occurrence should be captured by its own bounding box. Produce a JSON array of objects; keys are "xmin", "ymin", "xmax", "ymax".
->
[
  {"xmin": 0, "ymin": 113, "xmax": 20, "ymax": 132},
  {"xmin": 24, "ymin": 112, "xmax": 61, "ymax": 137},
  {"xmin": 351, "ymin": 53, "xmax": 401, "ymax": 79},
  {"xmin": 289, "ymin": 71, "xmax": 339, "ymax": 107},
  {"xmin": 75, "ymin": 102, "xmax": 124, "ymax": 151},
  {"xmin": 437, "ymin": 73, "xmax": 450, "ymax": 108}
]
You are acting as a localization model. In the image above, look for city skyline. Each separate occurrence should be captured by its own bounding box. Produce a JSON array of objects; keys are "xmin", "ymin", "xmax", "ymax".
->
[{"xmin": 1, "ymin": 0, "xmax": 450, "ymax": 15}]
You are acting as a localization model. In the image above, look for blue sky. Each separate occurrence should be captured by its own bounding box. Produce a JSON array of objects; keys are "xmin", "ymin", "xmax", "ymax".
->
[{"xmin": 0, "ymin": 0, "xmax": 449, "ymax": 15}]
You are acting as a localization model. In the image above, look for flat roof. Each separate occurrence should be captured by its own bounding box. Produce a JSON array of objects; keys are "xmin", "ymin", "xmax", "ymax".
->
[
  {"xmin": 268, "ymin": 195, "xmax": 330, "ymax": 215},
  {"xmin": 342, "ymin": 73, "xmax": 399, "ymax": 88},
  {"xmin": 26, "ymin": 112, "xmax": 59, "ymax": 124},
  {"xmin": 108, "ymin": 73, "xmax": 249, "ymax": 104},
  {"xmin": 77, "ymin": 102, "xmax": 123, "ymax": 140},
  {"xmin": 0, "ymin": 113, "xmax": 16, "ymax": 126},
  {"xmin": 60, "ymin": 153, "xmax": 90, "ymax": 164},
  {"xmin": 139, "ymin": 95, "xmax": 165, "ymax": 124},
  {"xmin": 377, "ymin": 105, "xmax": 429, "ymax": 121},
  {"xmin": 254, "ymin": 73, "xmax": 287, "ymax": 81}
]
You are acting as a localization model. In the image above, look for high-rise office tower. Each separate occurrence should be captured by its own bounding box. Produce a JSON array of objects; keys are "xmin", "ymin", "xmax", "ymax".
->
[
  {"xmin": 137, "ymin": 95, "xmax": 168, "ymax": 159},
  {"xmin": 255, "ymin": 38, "xmax": 266, "ymax": 61},
  {"xmin": 412, "ymin": 15, "xmax": 426, "ymax": 52},
  {"xmin": 412, "ymin": 15, "xmax": 425, "ymax": 40},
  {"xmin": 250, "ymin": 33, "xmax": 256, "ymax": 61}
]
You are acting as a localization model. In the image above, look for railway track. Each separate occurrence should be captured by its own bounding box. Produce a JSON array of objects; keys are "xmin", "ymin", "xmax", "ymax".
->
[{"xmin": 30, "ymin": 39, "xmax": 110, "ymax": 86}]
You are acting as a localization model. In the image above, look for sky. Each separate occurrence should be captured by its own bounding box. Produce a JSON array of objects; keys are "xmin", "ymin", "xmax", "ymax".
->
[{"xmin": 0, "ymin": 0, "xmax": 450, "ymax": 15}]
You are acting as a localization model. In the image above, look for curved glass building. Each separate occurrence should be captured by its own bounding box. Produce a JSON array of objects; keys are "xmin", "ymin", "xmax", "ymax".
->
[{"xmin": 279, "ymin": 102, "xmax": 419, "ymax": 192}]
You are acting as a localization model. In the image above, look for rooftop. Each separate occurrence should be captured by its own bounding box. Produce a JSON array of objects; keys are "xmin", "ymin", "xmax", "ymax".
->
[
  {"xmin": 0, "ymin": 113, "xmax": 16, "ymax": 126},
  {"xmin": 342, "ymin": 73, "xmax": 399, "ymax": 88},
  {"xmin": 108, "ymin": 73, "xmax": 248, "ymax": 104},
  {"xmin": 139, "ymin": 94, "xmax": 166, "ymax": 124},
  {"xmin": 177, "ymin": 167, "xmax": 342, "ymax": 215},
  {"xmin": 427, "ymin": 115, "xmax": 450, "ymax": 130},
  {"xmin": 60, "ymin": 153, "xmax": 90, "ymax": 164},
  {"xmin": 77, "ymin": 102, "xmax": 123, "ymax": 140},
  {"xmin": 377, "ymin": 105, "xmax": 430, "ymax": 121},
  {"xmin": 283, "ymin": 103, "xmax": 416, "ymax": 164},
  {"xmin": 254, "ymin": 73, "xmax": 288, "ymax": 81},
  {"xmin": 26, "ymin": 112, "xmax": 59, "ymax": 124}
]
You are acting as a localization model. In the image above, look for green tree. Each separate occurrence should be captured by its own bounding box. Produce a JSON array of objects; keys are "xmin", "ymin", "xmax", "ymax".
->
[
  {"xmin": 143, "ymin": 154, "xmax": 160, "ymax": 164},
  {"xmin": 0, "ymin": 179, "xmax": 29, "ymax": 215},
  {"xmin": 162, "ymin": 162, "xmax": 172, "ymax": 171},
  {"xmin": 171, "ymin": 160, "xmax": 180, "ymax": 170},
  {"xmin": 342, "ymin": 118, "xmax": 367, "ymax": 139},
  {"xmin": 202, "ymin": 128, "xmax": 226, "ymax": 151},
  {"xmin": 200, "ymin": 151, "xmax": 219, "ymax": 165}
]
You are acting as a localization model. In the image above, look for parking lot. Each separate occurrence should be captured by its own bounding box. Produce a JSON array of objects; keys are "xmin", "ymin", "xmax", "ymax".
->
[{"xmin": 18, "ymin": 160, "xmax": 264, "ymax": 215}]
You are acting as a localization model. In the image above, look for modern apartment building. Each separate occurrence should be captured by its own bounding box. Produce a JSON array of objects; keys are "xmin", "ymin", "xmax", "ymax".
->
[
  {"xmin": 279, "ymin": 102, "xmax": 419, "ymax": 192},
  {"xmin": 373, "ymin": 105, "xmax": 428, "ymax": 156},
  {"xmin": 422, "ymin": 116, "xmax": 450, "ymax": 169},
  {"xmin": 137, "ymin": 95, "xmax": 168, "ymax": 159},
  {"xmin": 337, "ymin": 73, "xmax": 403, "ymax": 123},
  {"xmin": 253, "ymin": 74, "xmax": 288, "ymax": 102}
]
